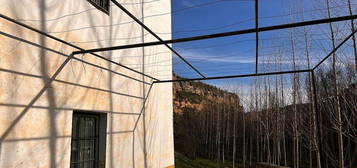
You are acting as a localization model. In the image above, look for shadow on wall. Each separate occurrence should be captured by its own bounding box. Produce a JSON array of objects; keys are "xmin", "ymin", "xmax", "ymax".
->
[
  {"xmin": 0, "ymin": 0, "xmax": 75, "ymax": 166},
  {"xmin": 0, "ymin": 1, "xmax": 151, "ymax": 167}
]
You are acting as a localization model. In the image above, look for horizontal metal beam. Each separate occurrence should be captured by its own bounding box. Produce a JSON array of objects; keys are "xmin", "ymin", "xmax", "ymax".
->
[
  {"xmin": 73, "ymin": 15, "xmax": 357, "ymax": 54},
  {"xmin": 0, "ymin": 13, "xmax": 159, "ymax": 81},
  {"xmin": 313, "ymin": 27, "xmax": 357, "ymax": 70},
  {"xmin": 110, "ymin": 0, "xmax": 206, "ymax": 78},
  {"xmin": 153, "ymin": 69, "xmax": 312, "ymax": 83}
]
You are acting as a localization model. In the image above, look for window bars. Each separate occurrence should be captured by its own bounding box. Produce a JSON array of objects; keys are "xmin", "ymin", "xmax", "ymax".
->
[
  {"xmin": 70, "ymin": 113, "xmax": 100, "ymax": 168},
  {"xmin": 87, "ymin": 0, "xmax": 110, "ymax": 14}
]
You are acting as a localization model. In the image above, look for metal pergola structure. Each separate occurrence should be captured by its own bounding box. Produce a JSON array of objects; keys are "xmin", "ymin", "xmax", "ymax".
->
[
  {"xmin": 1, "ymin": 1, "xmax": 356, "ymax": 84},
  {"xmin": 0, "ymin": 0, "xmax": 356, "ymax": 166}
]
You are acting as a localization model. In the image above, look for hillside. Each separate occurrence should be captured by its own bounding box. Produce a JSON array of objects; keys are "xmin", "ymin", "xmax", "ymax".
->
[
  {"xmin": 173, "ymin": 74, "xmax": 242, "ymax": 114},
  {"xmin": 172, "ymin": 74, "xmax": 244, "ymax": 167},
  {"xmin": 172, "ymin": 73, "xmax": 357, "ymax": 168}
]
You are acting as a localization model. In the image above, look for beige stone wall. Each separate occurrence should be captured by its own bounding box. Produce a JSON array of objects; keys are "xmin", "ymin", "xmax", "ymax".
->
[{"xmin": 0, "ymin": 0, "xmax": 173, "ymax": 167}]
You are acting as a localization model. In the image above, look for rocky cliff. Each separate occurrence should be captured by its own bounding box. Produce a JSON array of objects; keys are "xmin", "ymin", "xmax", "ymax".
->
[
  {"xmin": 173, "ymin": 74, "xmax": 242, "ymax": 114},
  {"xmin": 172, "ymin": 74, "xmax": 244, "ymax": 161}
]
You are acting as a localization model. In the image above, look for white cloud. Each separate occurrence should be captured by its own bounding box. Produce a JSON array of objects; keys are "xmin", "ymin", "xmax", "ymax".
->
[
  {"xmin": 175, "ymin": 50, "xmax": 342, "ymax": 68},
  {"xmin": 176, "ymin": 50, "xmax": 256, "ymax": 64},
  {"xmin": 181, "ymin": 0, "xmax": 195, "ymax": 7}
]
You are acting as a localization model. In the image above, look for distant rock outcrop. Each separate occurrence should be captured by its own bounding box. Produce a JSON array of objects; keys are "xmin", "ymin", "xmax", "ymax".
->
[{"xmin": 173, "ymin": 73, "xmax": 242, "ymax": 114}]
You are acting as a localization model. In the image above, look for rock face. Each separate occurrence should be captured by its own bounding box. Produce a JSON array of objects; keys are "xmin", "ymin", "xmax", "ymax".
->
[
  {"xmin": 172, "ymin": 74, "xmax": 244, "ymax": 159},
  {"xmin": 173, "ymin": 74, "xmax": 242, "ymax": 114}
]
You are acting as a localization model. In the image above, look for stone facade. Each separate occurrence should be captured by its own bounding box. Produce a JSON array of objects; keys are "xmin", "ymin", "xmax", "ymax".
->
[{"xmin": 0, "ymin": 0, "xmax": 174, "ymax": 167}]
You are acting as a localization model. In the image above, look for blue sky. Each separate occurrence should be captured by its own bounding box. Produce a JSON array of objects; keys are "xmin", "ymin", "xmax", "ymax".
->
[
  {"xmin": 170, "ymin": 0, "xmax": 356, "ymax": 85},
  {"xmin": 168, "ymin": 0, "xmax": 357, "ymax": 108}
]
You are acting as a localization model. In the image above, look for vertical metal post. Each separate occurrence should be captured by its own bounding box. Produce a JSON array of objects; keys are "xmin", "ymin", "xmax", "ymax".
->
[
  {"xmin": 347, "ymin": 0, "xmax": 357, "ymax": 72},
  {"xmin": 132, "ymin": 131, "xmax": 135, "ymax": 168},
  {"xmin": 255, "ymin": 0, "xmax": 259, "ymax": 74},
  {"xmin": 141, "ymin": 1, "xmax": 148, "ymax": 168}
]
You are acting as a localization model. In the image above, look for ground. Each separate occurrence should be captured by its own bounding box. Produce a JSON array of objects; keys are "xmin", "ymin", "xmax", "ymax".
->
[{"xmin": 175, "ymin": 152, "xmax": 244, "ymax": 168}]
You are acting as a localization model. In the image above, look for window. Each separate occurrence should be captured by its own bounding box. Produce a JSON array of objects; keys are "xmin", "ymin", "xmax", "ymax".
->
[
  {"xmin": 87, "ymin": 0, "xmax": 110, "ymax": 14},
  {"xmin": 70, "ymin": 112, "xmax": 107, "ymax": 168}
]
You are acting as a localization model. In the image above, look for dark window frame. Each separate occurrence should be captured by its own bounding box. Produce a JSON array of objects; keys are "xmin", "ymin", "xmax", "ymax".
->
[
  {"xmin": 87, "ymin": 0, "xmax": 110, "ymax": 15},
  {"xmin": 70, "ymin": 111, "xmax": 107, "ymax": 168}
]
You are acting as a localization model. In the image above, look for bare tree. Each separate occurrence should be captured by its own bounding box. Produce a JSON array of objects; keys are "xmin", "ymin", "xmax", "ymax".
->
[{"xmin": 326, "ymin": 1, "xmax": 345, "ymax": 167}]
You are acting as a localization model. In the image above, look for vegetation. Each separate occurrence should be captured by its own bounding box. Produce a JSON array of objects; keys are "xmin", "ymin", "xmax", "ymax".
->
[
  {"xmin": 173, "ymin": 1, "xmax": 357, "ymax": 168},
  {"xmin": 175, "ymin": 152, "xmax": 242, "ymax": 168},
  {"xmin": 176, "ymin": 91, "xmax": 202, "ymax": 104}
]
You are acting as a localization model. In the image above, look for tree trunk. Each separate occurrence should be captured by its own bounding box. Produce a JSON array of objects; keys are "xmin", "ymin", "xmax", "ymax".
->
[{"xmin": 326, "ymin": 1, "xmax": 344, "ymax": 167}]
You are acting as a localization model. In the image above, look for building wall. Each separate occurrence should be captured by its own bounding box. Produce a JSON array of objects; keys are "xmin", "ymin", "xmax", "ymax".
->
[{"xmin": 0, "ymin": 0, "xmax": 174, "ymax": 167}]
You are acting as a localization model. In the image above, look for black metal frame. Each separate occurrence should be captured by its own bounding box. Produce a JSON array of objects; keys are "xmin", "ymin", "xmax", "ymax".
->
[
  {"xmin": 1, "ymin": 3, "xmax": 356, "ymax": 82},
  {"xmin": 73, "ymin": 15, "xmax": 357, "ymax": 57},
  {"xmin": 1, "ymin": 0, "xmax": 356, "ymax": 166},
  {"xmin": 154, "ymin": 69, "xmax": 311, "ymax": 83}
]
